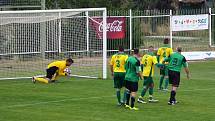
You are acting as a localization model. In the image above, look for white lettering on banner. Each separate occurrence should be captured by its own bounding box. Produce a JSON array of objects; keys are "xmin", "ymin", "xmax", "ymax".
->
[
  {"xmin": 172, "ymin": 14, "xmax": 209, "ymax": 31},
  {"xmin": 99, "ymin": 20, "xmax": 123, "ymax": 32},
  {"xmin": 182, "ymin": 52, "xmax": 215, "ymax": 61}
]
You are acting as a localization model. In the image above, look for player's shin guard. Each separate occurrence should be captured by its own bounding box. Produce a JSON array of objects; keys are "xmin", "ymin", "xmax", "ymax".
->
[
  {"xmin": 35, "ymin": 77, "xmax": 49, "ymax": 84},
  {"xmin": 126, "ymin": 90, "xmax": 130, "ymax": 105},
  {"xmin": 131, "ymin": 96, "xmax": 135, "ymax": 108},
  {"xmin": 169, "ymin": 90, "xmax": 176, "ymax": 102},
  {"xmin": 164, "ymin": 78, "xmax": 169, "ymax": 89},
  {"xmin": 159, "ymin": 76, "xmax": 164, "ymax": 89},
  {"xmin": 116, "ymin": 90, "xmax": 121, "ymax": 104}
]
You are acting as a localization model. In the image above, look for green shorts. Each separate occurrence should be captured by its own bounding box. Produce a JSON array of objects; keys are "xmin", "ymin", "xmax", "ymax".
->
[
  {"xmin": 160, "ymin": 65, "xmax": 168, "ymax": 76},
  {"xmin": 114, "ymin": 72, "xmax": 126, "ymax": 89},
  {"xmin": 143, "ymin": 76, "xmax": 154, "ymax": 86}
]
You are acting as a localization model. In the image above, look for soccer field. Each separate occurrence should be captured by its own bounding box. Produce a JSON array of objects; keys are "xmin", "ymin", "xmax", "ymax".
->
[{"xmin": 0, "ymin": 61, "xmax": 215, "ymax": 121}]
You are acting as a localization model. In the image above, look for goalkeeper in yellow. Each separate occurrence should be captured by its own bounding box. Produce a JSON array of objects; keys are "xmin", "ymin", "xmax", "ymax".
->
[
  {"xmin": 110, "ymin": 46, "xmax": 128, "ymax": 106},
  {"xmin": 138, "ymin": 46, "xmax": 163, "ymax": 104},
  {"xmin": 32, "ymin": 58, "xmax": 74, "ymax": 84},
  {"xmin": 157, "ymin": 38, "xmax": 173, "ymax": 91}
]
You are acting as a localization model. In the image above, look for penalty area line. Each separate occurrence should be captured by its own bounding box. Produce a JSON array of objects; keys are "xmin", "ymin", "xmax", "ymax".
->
[{"xmin": 6, "ymin": 95, "xmax": 114, "ymax": 108}]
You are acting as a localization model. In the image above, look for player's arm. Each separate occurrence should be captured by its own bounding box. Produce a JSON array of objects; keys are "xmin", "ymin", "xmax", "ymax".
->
[
  {"xmin": 110, "ymin": 65, "xmax": 114, "ymax": 77},
  {"xmin": 140, "ymin": 57, "xmax": 144, "ymax": 72},
  {"xmin": 163, "ymin": 56, "xmax": 170, "ymax": 63},
  {"xmin": 157, "ymin": 49, "xmax": 161, "ymax": 63},
  {"xmin": 109, "ymin": 56, "xmax": 114, "ymax": 77},
  {"xmin": 182, "ymin": 57, "xmax": 190, "ymax": 79},
  {"xmin": 136, "ymin": 61, "xmax": 143, "ymax": 80},
  {"xmin": 153, "ymin": 56, "xmax": 164, "ymax": 68}
]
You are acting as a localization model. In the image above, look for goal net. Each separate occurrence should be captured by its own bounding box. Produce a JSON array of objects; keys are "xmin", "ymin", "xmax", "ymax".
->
[{"xmin": 0, "ymin": 8, "xmax": 107, "ymax": 80}]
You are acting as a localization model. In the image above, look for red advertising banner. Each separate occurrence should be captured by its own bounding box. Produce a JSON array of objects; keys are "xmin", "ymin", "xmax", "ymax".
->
[{"xmin": 89, "ymin": 17, "xmax": 126, "ymax": 39}]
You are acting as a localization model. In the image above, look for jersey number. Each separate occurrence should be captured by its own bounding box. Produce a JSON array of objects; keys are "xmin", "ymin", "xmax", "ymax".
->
[
  {"xmin": 172, "ymin": 58, "xmax": 178, "ymax": 66},
  {"xmin": 116, "ymin": 60, "xmax": 120, "ymax": 67}
]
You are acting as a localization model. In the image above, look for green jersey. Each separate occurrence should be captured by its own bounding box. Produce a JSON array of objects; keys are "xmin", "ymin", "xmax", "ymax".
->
[
  {"xmin": 125, "ymin": 56, "xmax": 141, "ymax": 82},
  {"xmin": 168, "ymin": 52, "xmax": 188, "ymax": 72}
]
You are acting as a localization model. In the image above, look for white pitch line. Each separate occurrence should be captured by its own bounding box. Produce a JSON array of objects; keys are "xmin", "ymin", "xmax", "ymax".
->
[
  {"xmin": 6, "ymin": 95, "xmax": 114, "ymax": 108},
  {"xmin": 4, "ymin": 88, "xmax": 215, "ymax": 109},
  {"xmin": 161, "ymin": 87, "xmax": 215, "ymax": 92}
]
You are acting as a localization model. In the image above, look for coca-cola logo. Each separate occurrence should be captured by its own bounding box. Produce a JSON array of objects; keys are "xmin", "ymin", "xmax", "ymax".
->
[{"xmin": 99, "ymin": 20, "xmax": 123, "ymax": 32}]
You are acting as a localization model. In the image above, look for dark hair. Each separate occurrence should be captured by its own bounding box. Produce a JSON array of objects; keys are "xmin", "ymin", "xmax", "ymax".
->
[
  {"xmin": 177, "ymin": 47, "xmax": 182, "ymax": 52},
  {"xmin": 164, "ymin": 38, "xmax": 170, "ymax": 44},
  {"xmin": 118, "ymin": 46, "xmax": 124, "ymax": 52},
  {"xmin": 149, "ymin": 45, "xmax": 154, "ymax": 48},
  {"xmin": 133, "ymin": 48, "xmax": 139, "ymax": 54},
  {"xmin": 66, "ymin": 58, "xmax": 74, "ymax": 63}
]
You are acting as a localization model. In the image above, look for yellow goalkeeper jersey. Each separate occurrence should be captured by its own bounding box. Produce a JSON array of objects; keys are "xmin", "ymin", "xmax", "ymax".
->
[
  {"xmin": 110, "ymin": 52, "xmax": 128, "ymax": 73},
  {"xmin": 141, "ymin": 53, "xmax": 158, "ymax": 77},
  {"xmin": 157, "ymin": 44, "xmax": 173, "ymax": 63},
  {"xmin": 47, "ymin": 60, "xmax": 68, "ymax": 76}
]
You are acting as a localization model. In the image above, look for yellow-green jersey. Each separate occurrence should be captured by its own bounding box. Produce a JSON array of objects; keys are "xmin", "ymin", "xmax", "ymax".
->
[
  {"xmin": 157, "ymin": 44, "xmax": 173, "ymax": 63},
  {"xmin": 110, "ymin": 52, "xmax": 128, "ymax": 72},
  {"xmin": 47, "ymin": 60, "xmax": 69, "ymax": 76},
  {"xmin": 141, "ymin": 53, "xmax": 158, "ymax": 77}
]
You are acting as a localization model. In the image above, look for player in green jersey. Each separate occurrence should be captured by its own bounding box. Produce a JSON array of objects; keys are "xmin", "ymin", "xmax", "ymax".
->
[
  {"xmin": 164, "ymin": 47, "xmax": 190, "ymax": 105},
  {"xmin": 124, "ymin": 48, "xmax": 143, "ymax": 110}
]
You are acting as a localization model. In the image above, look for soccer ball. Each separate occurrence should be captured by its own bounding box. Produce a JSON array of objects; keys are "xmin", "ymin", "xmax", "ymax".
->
[{"xmin": 64, "ymin": 68, "xmax": 71, "ymax": 75}]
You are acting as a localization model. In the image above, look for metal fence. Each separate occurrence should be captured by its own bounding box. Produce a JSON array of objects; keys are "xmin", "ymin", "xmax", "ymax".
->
[
  {"xmin": 0, "ymin": 0, "xmax": 43, "ymax": 10},
  {"xmin": 0, "ymin": 6, "xmax": 214, "ymax": 52},
  {"xmin": 107, "ymin": 8, "xmax": 215, "ymax": 54}
]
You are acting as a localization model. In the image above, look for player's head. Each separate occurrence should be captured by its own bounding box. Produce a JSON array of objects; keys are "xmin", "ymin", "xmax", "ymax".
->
[
  {"xmin": 148, "ymin": 46, "xmax": 154, "ymax": 52},
  {"xmin": 164, "ymin": 38, "xmax": 170, "ymax": 44},
  {"xmin": 133, "ymin": 48, "xmax": 139, "ymax": 55},
  {"xmin": 176, "ymin": 47, "xmax": 182, "ymax": 53},
  {"xmin": 66, "ymin": 58, "xmax": 74, "ymax": 66},
  {"xmin": 118, "ymin": 46, "xmax": 124, "ymax": 52}
]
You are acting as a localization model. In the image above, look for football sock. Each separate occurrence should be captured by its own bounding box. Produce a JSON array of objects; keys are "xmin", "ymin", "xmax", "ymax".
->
[
  {"xmin": 126, "ymin": 91, "xmax": 130, "ymax": 105},
  {"xmin": 131, "ymin": 96, "xmax": 135, "ymax": 108},
  {"xmin": 164, "ymin": 78, "xmax": 169, "ymax": 89},
  {"xmin": 122, "ymin": 90, "xmax": 127, "ymax": 103},
  {"xmin": 159, "ymin": 76, "xmax": 164, "ymax": 89},
  {"xmin": 116, "ymin": 90, "xmax": 121, "ymax": 104},
  {"xmin": 141, "ymin": 87, "xmax": 147, "ymax": 97},
  {"xmin": 35, "ymin": 77, "xmax": 49, "ymax": 84},
  {"xmin": 149, "ymin": 87, "xmax": 153, "ymax": 95},
  {"xmin": 170, "ymin": 90, "xmax": 176, "ymax": 102}
]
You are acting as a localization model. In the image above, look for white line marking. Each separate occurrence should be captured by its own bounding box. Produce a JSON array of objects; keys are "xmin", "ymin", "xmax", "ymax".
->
[
  {"xmin": 4, "ymin": 88, "xmax": 215, "ymax": 109},
  {"xmin": 6, "ymin": 95, "xmax": 114, "ymax": 108}
]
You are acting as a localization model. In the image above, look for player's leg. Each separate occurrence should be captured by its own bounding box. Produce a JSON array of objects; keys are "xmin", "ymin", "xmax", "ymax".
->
[
  {"xmin": 163, "ymin": 67, "xmax": 169, "ymax": 91},
  {"xmin": 158, "ymin": 69, "xmax": 165, "ymax": 90},
  {"xmin": 113, "ymin": 72, "xmax": 122, "ymax": 105},
  {"xmin": 119, "ymin": 73, "xmax": 127, "ymax": 104},
  {"xmin": 125, "ymin": 80, "xmax": 131, "ymax": 108},
  {"xmin": 50, "ymin": 73, "xmax": 59, "ymax": 82},
  {"xmin": 33, "ymin": 76, "xmax": 49, "ymax": 84},
  {"xmin": 138, "ymin": 77, "xmax": 149, "ymax": 104},
  {"xmin": 129, "ymin": 82, "xmax": 139, "ymax": 110},
  {"xmin": 148, "ymin": 77, "xmax": 158, "ymax": 102},
  {"xmin": 34, "ymin": 67, "xmax": 58, "ymax": 84},
  {"xmin": 168, "ymin": 70, "xmax": 180, "ymax": 105}
]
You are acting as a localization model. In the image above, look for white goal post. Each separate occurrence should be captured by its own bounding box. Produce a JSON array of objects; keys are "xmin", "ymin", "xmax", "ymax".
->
[{"xmin": 0, "ymin": 8, "xmax": 107, "ymax": 80}]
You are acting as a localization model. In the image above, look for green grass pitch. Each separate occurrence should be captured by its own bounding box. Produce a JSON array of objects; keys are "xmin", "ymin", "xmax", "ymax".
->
[{"xmin": 0, "ymin": 61, "xmax": 215, "ymax": 121}]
